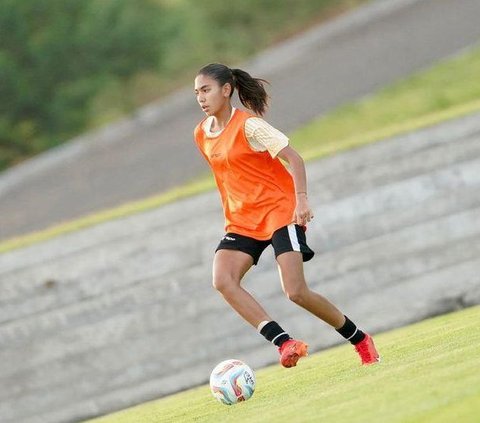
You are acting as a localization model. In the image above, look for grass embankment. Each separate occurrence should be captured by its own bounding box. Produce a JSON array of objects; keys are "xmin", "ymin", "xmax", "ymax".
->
[
  {"xmin": 86, "ymin": 306, "xmax": 480, "ymax": 423},
  {"xmin": 2, "ymin": 44, "xmax": 480, "ymax": 254}
]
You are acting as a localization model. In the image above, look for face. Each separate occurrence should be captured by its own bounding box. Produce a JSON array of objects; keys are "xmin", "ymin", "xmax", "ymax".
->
[{"xmin": 194, "ymin": 74, "xmax": 231, "ymax": 116}]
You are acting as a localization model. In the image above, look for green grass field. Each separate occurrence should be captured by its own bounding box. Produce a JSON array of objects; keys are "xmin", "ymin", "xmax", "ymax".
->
[
  {"xmin": 2, "ymin": 45, "xmax": 480, "ymax": 254},
  {"xmin": 86, "ymin": 306, "xmax": 480, "ymax": 423}
]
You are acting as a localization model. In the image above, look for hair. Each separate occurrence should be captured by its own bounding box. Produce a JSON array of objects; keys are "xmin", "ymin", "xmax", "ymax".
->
[{"xmin": 197, "ymin": 63, "xmax": 269, "ymax": 116}]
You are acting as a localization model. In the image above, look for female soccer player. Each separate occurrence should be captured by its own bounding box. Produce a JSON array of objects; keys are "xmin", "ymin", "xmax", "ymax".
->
[{"xmin": 193, "ymin": 63, "xmax": 379, "ymax": 367}]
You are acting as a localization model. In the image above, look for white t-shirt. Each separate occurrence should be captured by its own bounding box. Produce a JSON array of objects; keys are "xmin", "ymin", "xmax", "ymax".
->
[{"xmin": 202, "ymin": 108, "xmax": 289, "ymax": 158}]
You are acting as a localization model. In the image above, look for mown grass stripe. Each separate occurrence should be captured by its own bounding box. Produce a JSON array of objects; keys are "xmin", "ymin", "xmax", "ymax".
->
[{"xmin": 300, "ymin": 98, "xmax": 480, "ymax": 161}]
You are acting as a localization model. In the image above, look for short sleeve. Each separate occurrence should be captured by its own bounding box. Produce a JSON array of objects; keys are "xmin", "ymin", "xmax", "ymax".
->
[{"xmin": 245, "ymin": 117, "xmax": 289, "ymax": 158}]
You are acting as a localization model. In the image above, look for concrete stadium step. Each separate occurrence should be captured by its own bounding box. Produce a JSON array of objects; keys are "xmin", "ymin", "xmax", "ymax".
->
[
  {"xmin": 0, "ymin": 177, "xmax": 478, "ymax": 352},
  {"xmin": 0, "ymin": 199, "xmax": 478, "ymax": 351},
  {"xmin": 311, "ymin": 132, "xmax": 480, "ymax": 203},
  {"xmin": 1, "ymin": 210, "xmax": 479, "ymax": 397},
  {"xmin": 306, "ymin": 112, "xmax": 480, "ymax": 182},
  {"xmin": 0, "ymin": 157, "xmax": 480, "ymax": 314},
  {"xmin": 311, "ymin": 158, "xmax": 480, "ymax": 227},
  {"xmin": 1, "ymin": 146, "xmax": 478, "ymax": 323}
]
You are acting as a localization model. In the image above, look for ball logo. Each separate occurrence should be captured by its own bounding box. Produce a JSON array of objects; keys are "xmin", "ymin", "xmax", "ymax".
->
[{"xmin": 244, "ymin": 372, "xmax": 254, "ymax": 385}]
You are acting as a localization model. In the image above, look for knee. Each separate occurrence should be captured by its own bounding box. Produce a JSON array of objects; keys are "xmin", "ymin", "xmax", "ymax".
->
[
  {"xmin": 284, "ymin": 284, "xmax": 308, "ymax": 305},
  {"xmin": 212, "ymin": 273, "xmax": 238, "ymax": 296}
]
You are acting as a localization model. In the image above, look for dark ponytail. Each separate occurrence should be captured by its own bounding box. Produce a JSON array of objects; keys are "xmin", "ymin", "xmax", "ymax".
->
[
  {"xmin": 197, "ymin": 63, "xmax": 269, "ymax": 116},
  {"xmin": 231, "ymin": 68, "xmax": 269, "ymax": 116}
]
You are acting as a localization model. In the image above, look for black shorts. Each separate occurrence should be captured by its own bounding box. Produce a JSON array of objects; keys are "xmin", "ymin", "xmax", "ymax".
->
[{"xmin": 215, "ymin": 224, "xmax": 315, "ymax": 265}]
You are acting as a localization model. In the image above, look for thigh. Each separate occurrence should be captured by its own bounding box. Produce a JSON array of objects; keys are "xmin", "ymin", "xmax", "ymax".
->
[
  {"xmin": 213, "ymin": 249, "xmax": 255, "ymax": 287},
  {"xmin": 275, "ymin": 251, "xmax": 307, "ymax": 292}
]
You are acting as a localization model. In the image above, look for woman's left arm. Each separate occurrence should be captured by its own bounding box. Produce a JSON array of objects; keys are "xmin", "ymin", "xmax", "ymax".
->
[{"xmin": 277, "ymin": 146, "xmax": 314, "ymax": 226}]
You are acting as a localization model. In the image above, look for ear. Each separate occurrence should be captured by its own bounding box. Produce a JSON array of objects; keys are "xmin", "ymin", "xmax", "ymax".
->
[{"xmin": 222, "ymin": 83, "xmax": 233, "ymax": 98}]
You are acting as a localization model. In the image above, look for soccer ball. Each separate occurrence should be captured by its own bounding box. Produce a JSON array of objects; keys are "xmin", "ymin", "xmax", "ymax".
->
[{"xmin": 209, "ymin": 359, "xmax": 256, "ymax": 405}]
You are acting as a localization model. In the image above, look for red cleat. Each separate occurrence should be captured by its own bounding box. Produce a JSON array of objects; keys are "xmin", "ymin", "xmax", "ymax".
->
[
  {"xmin": 354, "ymin": 334, "xmax": 380, "ymax": 365},
  {"xmin": 278, "ymin": 339, "xmax": 308, "ymax": 368}
]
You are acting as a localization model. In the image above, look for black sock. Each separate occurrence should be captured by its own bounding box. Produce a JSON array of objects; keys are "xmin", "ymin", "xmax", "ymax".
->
[
  {"xmin": 260, "ymin": 321, "xmax": 291, "ymax": 347},
  {"xmin": 336, "ymin": 316, "xmax": 366, "ymax": 345}
]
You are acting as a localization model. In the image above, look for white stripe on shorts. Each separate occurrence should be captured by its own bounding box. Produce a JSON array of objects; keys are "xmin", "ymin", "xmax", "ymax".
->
[{"xmin": 287, "ymin": 224, "xmax": 301, "ymax": 252}]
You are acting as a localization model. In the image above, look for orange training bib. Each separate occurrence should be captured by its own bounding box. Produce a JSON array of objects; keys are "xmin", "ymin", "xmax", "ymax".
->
[{"xmin": 194, "ymin": 109, "xmax": 296, "ymax": 240}]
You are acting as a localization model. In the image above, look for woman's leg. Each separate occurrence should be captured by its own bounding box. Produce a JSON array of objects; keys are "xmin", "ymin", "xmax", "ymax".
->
[
  {"xmin": 212, "ymin": 249, "xmax": 271, "ymax": 328},
  {"xmin": 213, "ymin": 249, "xmax": 309, "ymax": 367},
  {"xmin": 276, "ymin": 251, "xmax": 380, "ymax": 364},
  {"xmin": 276, "ymin": 251, "xmax": 345, "ymax": 328}
]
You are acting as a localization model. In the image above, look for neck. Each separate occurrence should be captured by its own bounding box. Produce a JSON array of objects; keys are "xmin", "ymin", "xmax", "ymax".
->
[{"xmin": 212, "ymin": 105, "xmax": 233, "ymax": 130}]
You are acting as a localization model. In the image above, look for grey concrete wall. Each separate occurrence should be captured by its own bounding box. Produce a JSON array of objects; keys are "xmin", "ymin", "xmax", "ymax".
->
[{"xmin": 1, "ymin": 113, "xmax": 479, "ymax": 422}]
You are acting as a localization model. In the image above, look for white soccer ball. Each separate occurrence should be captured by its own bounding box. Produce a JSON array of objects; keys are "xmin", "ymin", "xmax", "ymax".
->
[{"xmin": 209, "ymin": 359, "xmax": 256, "ymax": 405}]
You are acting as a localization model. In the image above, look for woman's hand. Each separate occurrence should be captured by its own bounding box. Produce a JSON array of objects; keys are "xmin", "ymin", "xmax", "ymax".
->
[{"xmin": 294, "ymin": 193, "xmax": 314, "ymax": 226}]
